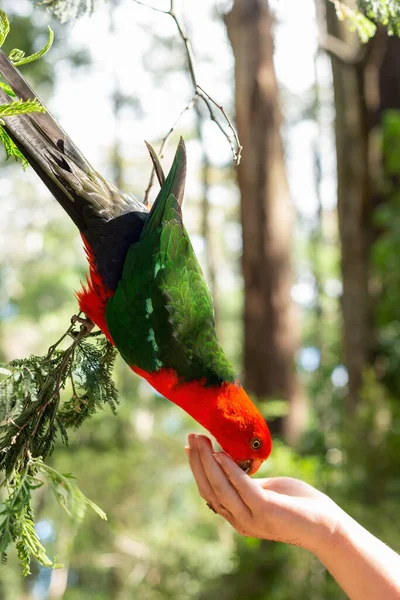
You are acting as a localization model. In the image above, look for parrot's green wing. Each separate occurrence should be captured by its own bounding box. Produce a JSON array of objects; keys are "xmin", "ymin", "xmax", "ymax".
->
[{"xmin": 105, "ymin": 139, "xmax": 236, "ymax": 385}]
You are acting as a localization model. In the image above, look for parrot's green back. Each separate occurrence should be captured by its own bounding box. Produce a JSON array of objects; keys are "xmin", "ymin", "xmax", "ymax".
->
[{"xmin": 105, "ymin": 140, "xmax": 236, "ymax": 385}]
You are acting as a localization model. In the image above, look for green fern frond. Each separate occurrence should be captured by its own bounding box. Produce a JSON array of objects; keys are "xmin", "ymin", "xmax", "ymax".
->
[
  {"xmin": 0, "ymin": 317, "xmax": 118, "ymax": 477},
  {"xmin": 9, "ymin": 26, "xmax": 54, "ymax": 66},
  {"xmin": 0, "ymin": 316, "xmax": 113, "ymax": 575},
  {"xmin": 0, "ymin": 102, "xmax": 44, "ymax": 166},
  {"xmin": 0, "ymin": 12, "xmax": 52, "ymax": 168},
  {"xmin": 0, "ymin": 99, "xmax": 45, "ymax": 169},
  {"xmin": 0, "ymin": 126, "xmax": 28, "ymax": 166},
  {"xmin": 0, "ymin": 98, "xmax": 45, "ymax": 119},
  {"xmin": 39, "ymin": 461, "xmax": 107, "ymax": 523},
  {"xmin": 0, "ymin": 455, "xmax": 105, "ymax": 575}
]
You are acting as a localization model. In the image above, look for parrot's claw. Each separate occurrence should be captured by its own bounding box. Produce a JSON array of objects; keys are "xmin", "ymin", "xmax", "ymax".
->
[{"xmin": 70, "ymin": 315, "xmax": 95, "ymax": 336}]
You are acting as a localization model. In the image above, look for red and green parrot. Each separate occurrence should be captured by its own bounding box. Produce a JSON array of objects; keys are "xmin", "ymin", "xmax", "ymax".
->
[{"xmin": 0, "ymin": 50, "xmax": 272, "ymax": 475}]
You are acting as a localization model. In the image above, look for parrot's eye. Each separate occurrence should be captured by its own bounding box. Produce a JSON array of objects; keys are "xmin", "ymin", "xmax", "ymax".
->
[{"xmin": 251, "ymin": 438, "xmax": 262, "ymax": 450}]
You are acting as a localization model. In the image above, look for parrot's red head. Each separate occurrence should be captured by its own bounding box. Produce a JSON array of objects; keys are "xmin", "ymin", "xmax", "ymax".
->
[
  {"xmin": 209, "ymin": 383, "xmax": 272, "ymax": 475},
  {"xmin": 133, "ymin": 367, "xmax": 272, "ymax": 475}
]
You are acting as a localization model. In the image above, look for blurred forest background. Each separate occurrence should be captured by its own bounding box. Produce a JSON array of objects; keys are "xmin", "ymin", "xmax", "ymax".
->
[{"xmin": 1, "ymin": 0, "xmax": 400, "ymax": 598}]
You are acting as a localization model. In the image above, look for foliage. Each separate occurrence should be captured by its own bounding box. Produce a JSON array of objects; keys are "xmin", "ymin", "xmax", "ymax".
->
[
  {"xmin": 358, "ymin": 0, "xmax": 400, "ymax": 36},
  {"xmin": 0, "ymin": 101, "xmax": 43, "ymax": 166},
  {"xmin": 0, "ymin": 125, "xmax": 29, "ymax": 167},
  {"xmin": 0, "ymin": 316, "xmax": 118, "ymax": 474},
  {"xmin": 370, "ymin": 110, "xmax": 400, "ymax": 398},
  {"xmin": 33, "ymin": 0, "xmax": 100, "ymax": 23},
  {"xmin": 0, "ymin": 98, "xmax": 45, "ymax": 120},
  {"xmin": 332, "ymin": 0, "xmax": 400, "ymax": 41},
  {"xmin": 0, "ymin": 316, "xmax": 117, "ymax": 573},
  {"xmin": 0, "ymin": 9, "xmax": 10, "ymax": 47},
  {"xmin": 0, "ymin": 10, "xmax": 54, "ymax": 166},
  {"xmin": 8, "ymin": 26, "xmax": 54, "ymax": 66},
  {"xmin": 333, "ymin": 0, "xmax": 377, "ymax": 41},
  {"xmin": 0, "ymin": 455, "xmax": 106, "ymax": 576}
]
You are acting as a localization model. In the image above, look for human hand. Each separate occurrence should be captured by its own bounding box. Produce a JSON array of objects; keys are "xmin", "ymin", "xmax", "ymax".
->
[{"xmin": 186, "ymin": 434, "xmax": 342, "ymax": 554}]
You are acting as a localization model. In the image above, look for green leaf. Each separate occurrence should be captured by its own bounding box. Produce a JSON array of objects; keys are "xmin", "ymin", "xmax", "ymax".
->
[
  {"xmin": 0, "ymin": 98, "xmax": 45, "ymax": 119},
  {"xmin": 0, "ymin": 81, "xmax": 15, "ymax": 97},
  {"xmin": 0, "ymin": 125, "xmax": 28, "ymax": 167},
  {"xmin": 37, "ymin": 461, "xmax": 107, "ymax": 523},
  {"xmin": 16, "ymin": 514, "xmax": 54, "ymax": 575},
  {"xmin": 0, "ymin": 100, "xmax": 45, "ymax": 168},
  {"xmin": 84, "ymin": 498, "xmax": 108, "ymax": 521},
  {"xmin": 0, "ymin": 456, "xmax": 106, "ymax": 575},
  {"xmin": 0, "ymin": 10, "xmax": 10, "ymax": 48},
  {"xmin": 10, "ymin": 26, "xmax": 54, "ymax": 66}
]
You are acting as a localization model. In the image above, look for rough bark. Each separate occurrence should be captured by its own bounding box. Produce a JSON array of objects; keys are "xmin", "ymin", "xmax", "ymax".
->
[
  {"xmin": 226, "ymin": 0, "xmax": 304, "ymax": 441},
  {"xmin": 322, "ymin": 0, "xmax": 400, "ymax": 412},
  {"xmin": 324, "ymin": 0, "xmax": 371, "ymax": 412}
]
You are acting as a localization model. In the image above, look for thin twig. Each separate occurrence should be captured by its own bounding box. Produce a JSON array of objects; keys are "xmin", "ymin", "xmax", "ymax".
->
[
  {"xmin": 131, "ymin": 0, "xmax": 168, "ymax": 14},
  {"xmin": 196, "ymin": 85, "xmax": 243, "ymax": 165},
  {"xmin": 134, "ymin": 0, "xmax": 242, "ymax": 203},
  {"xmin": 143, "ymin": 92, "xmax": 199, "ymax": 205},
  {"xmin": 45, "ymin": 312, "xmax": 82, "ymax": 361}
]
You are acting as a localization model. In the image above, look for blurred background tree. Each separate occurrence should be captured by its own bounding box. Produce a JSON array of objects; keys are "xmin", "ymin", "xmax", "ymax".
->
[
  {"xmin": 226, "ymin": 0, "xmax": 305, "ymax": 444},
  {"xmin": 1, "ymin": 0, "xmax": 400, "ymax": 598}
]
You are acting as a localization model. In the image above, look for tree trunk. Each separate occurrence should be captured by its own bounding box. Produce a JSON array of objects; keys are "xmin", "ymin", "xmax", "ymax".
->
[
  {"xmin": 322, "ymin": 0, "xmax": 400, "ymax": 412},
  {"xmin": 324, "ymin": 0, "xmax": 371, "ymax": 413},
  {"xmin": 226, "ymin": 0, "xmax": 304, "ymax": 441}
]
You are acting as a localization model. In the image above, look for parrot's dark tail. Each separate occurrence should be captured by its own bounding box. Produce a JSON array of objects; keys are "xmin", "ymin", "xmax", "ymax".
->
[{"xmin": 0, "ymin": 50, "xmax": 145, "ymax": 230}]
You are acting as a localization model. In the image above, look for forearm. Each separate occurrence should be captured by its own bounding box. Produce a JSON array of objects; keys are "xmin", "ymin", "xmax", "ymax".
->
[{"xmin": 315, "ymin": 510, "xmax": 400, "ymax": 600}]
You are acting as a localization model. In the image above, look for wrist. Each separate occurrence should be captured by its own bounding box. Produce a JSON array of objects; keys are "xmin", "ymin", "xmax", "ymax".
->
[{"xmin": 303, "ymin": 497, "xmax": 346, "ymax": 558}]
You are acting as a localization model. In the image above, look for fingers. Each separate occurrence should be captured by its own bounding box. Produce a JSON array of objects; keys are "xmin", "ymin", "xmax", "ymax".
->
[
  {"xmin": 186, "ymin": 437, "xmax": 329, "ymax": 548},
  {"xmin": 187, "ymin": 434, "xmax": 226, "ymax": 517},
  {"xmin": 195, "ymin": 436, "xmax": 252, "ymax": 521},
  {"xmin": 213, "ymin": 451, "xmax": 266, "ymax": 511}
]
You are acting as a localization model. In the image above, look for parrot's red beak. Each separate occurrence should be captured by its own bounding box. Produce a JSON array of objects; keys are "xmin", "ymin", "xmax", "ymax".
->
[
  {"xmin": 237, "ymin": 458, "xmax": 263, "ymax": 476},
  {"xmin": 249, "ymin": 458, "xmax": 263, "ymax": 475}
]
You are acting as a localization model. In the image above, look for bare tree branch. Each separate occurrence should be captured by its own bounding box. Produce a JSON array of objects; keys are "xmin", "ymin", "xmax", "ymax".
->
[
  {"xmin": 196, "ymin": 84, "xmax": 243, "ymax": 166},
  {"xmin": 131, "ymin": 0, "xmax": 169, "ymax": 14},
  {"xmin": 134, "ymin": 0, "xmax": 242, "ymax": 204},
  {"xmin": 319, "ymin": 33, "xmax": 367, "ymax": 65}
]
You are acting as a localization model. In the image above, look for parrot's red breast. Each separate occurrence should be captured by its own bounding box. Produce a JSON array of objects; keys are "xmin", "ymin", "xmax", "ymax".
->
[{"xmin": 76, "ymin": 235, "xmax": 115, "ymax": 343}]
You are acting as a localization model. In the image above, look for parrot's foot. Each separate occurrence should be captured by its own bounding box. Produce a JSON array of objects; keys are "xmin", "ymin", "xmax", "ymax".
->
[{"xmin": 71, "ymin": 314, "xmax": 95, "ymax": 337}]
